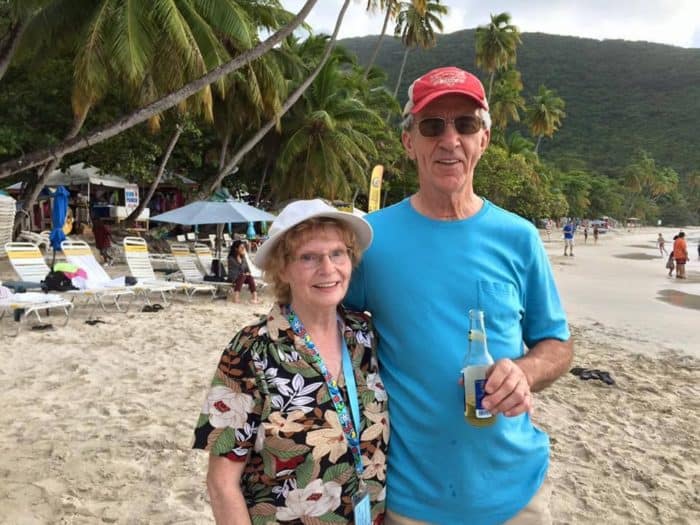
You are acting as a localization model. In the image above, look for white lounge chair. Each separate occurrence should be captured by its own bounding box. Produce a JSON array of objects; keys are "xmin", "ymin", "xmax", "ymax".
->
[
  {"xmin": 60, "ymin": 240, "xmax": 144, "ymax": 311},
  {"xmin": 244, "ymin": 251, "xmax": 266, "ymax": 286},
  {"xmin": 5, "ymin": 241, "xmax": 133, "ymax": 317},
  {"xmin": 18, "ymin": 230, "xmax": 51, "ymax": 250},
  {"xmin": 0, "ymin": 290, "xmax": 73, "ymax": 336},
  {"xmin": 193, "ymin": 242, "xmax": 214, "ymax": 276},
  {"xmin": 123, "ymin": 237, "xmax": 215, "ymax": 301},
  {"xmin": 0, "ymin": 194, "xmax": 16, "ymax": 259},
  {"xmin": 170, "ymin": 243, "xmax": 228, "ymax": 298}
]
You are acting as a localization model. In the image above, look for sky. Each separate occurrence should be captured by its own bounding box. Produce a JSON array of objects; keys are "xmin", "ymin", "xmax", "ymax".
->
[{"xmin": 282, "ymin": 0, "xmax": 700, "ymax": 49}]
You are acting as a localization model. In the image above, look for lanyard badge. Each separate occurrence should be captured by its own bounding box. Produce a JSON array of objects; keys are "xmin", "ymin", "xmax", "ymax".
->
[{"xmin": 287, "ymin": 307, "xmax": 372, "ymax": 525}]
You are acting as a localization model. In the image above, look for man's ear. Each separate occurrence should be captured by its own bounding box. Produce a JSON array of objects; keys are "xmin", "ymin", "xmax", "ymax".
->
[
  {"xmin": 402, "ymin": 130, "xmax": 416, "ymax": 160},
  {"xmin": 480, "ymin": 128, "xmax": 491, "ymax": 153}
]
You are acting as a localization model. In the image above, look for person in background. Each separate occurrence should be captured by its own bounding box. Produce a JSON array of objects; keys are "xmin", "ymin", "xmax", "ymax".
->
[
  {"xmin": 583, "ymin": 225, "xmax": 589, "ymax": 244},
  {"xmin": 345, "ymin": 66, "xmax": 573, "ymax": 525},
  {"xmin": 194, "ymin": 199, "xmax": 388, "ymax": 524},
  {"xmin": 563, "ymin": 220, "xmax": 575, "ymax": 256},
  {"xmin": 657, "ymin": 233, "xmax": 667, "ymax": 256},
  {"xmin": 92, "ymin": 217, "xmax": 114, "ymax": 266},
  {"xmin": 593, "ymin": 225, "xmax": 600, "ymax": 244},
  {"xmin": 226, "ymin": 240, "xmax": 260, "ymax": 304},
  {"xmin": 673, "ymin": 232, "xmax": 689, "ymax": 279}
]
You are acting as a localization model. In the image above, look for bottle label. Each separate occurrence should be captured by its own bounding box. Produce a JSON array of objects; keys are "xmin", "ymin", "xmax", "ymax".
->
[{"xmin": 474, "ymin": 379, "xmax": 492, "ymax": 419}]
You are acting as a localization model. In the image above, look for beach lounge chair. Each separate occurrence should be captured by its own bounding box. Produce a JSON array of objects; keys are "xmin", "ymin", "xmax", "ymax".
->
[
  {"xmin": 244, "ymin": 251, "xmax": 267, "ymax": 289},
  {"xmin": 169, "ymin": 243, "xmax": 228, "ymax": 297},
  {"xmin": 0, "ymin": 194, "xmax": 15, "ymax": 259},
  {"xmin": 60, "ymin": 240, "xmax": 143, "ymax": 311},
  {"xmin": 5, "ymin": 241, "xmax": 134, "ymax": 317},
  {"xmin": 0, "ymin": 290, "xmax": 73, "ymax": 336},
  {"xmin": 123, "ymin": 237, "xmax": 215, "ymax": 301},
  {"xmin": 193, "ymin": 242, "xmax": 214, "ymax": 276},
  {"xmin": 18, "ymin": 230, "xmax": 51, "ymax": 250}
]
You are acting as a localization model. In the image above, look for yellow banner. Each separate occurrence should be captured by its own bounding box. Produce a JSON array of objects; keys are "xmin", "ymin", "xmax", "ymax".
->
[{"xmin": 368, "ymin": 164, "xmax": 384, "ymax": 212}]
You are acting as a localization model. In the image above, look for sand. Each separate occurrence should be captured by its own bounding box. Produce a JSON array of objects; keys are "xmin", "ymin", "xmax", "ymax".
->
[{"xmin": 0, "ymin": 227, "xmax": 699, "ymax": 524}]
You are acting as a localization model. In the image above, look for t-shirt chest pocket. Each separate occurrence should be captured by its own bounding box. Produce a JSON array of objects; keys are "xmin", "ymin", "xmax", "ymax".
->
[{"xmin": 477, "ymin": 280, "xmax": 522, "ymax": 325}]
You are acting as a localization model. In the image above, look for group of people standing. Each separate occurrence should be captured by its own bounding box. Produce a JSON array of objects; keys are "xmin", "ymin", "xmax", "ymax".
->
[
  {"xmin": 660, "ymin": 232, "xmax": 692, "ymax": 279},
  {"xmin": 193, "ymin": 66, "xmax": 573, "ymax": 525},
  {"xmin": 562, "ymin": 220, "xmax": 599, "ymax": 256}
]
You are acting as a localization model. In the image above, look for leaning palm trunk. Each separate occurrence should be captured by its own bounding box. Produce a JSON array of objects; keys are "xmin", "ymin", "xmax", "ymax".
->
[
  {"xmin": 198, "ymin": 0, "xmax": 352, "ymax": 199},
  {"xmin": 364, "ymin": 3, "xmax": 393, "ymax": 80},
  {"xmin": 534, "ymin": 134, "xmax": 543, "ymax": 154},
  {"xmin": 123, "ymin": 125, "xmax": 183, "ymax": 227},
  {"xmin": 0, "ymin": 0, "xmax": 319, "ymax": 179},
  {"xmin": 392, "ymin": 47, "xmax": 410, "ymax": 98},
  {"xmin": 0, "ymin": 17, "xmax": 29, "ymax": 81},
  {"xmin": 14, "ymin": 109, "xmax": 89, "ymax": 234}
]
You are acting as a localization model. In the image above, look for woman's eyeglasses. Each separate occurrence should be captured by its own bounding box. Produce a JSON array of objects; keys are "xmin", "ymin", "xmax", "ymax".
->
[
  {"xmin": 417, "ymin": 115, "xmax": 484, "ymax": 138},
  {"xmin": 294, "ymin": 248, "xmax": 350, "ymax": 269}
]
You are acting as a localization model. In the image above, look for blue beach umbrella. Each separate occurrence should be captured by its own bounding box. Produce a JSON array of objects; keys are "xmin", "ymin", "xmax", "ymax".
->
[{"xmin": 49, "ymin": 186, "xmax": 70, "ymax": 266}]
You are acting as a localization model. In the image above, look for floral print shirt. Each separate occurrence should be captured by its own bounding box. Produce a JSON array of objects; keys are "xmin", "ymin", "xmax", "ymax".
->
[{"xmin": 193, "ymin": 305, "xmax": 389, "ymax": 524}]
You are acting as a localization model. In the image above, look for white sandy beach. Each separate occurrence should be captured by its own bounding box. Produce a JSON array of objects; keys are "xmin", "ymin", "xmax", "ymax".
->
[{"xmin": 0, "ymin": 227, "xmax": 699, "ymax": 524}]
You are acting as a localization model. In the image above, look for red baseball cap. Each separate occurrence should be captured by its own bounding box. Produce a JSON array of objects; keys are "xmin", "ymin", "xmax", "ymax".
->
[{"xmin": 403, "ymin": 67, "xmax": 489, "ymax": 116}]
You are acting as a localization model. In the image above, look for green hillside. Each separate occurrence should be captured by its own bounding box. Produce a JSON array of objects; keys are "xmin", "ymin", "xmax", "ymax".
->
[{"xmin": 340, "ymin": 30, "xmax": 700, "ymax": 177}]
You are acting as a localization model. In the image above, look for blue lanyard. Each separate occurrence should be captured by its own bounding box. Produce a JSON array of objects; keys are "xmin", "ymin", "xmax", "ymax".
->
[
  {"xmin": 341, "ymin": 337, "xmax": 361, "ymax": 437},
  {"xmin": 286, "ymin": 307, "xmax": 364, "ymax": 478}
]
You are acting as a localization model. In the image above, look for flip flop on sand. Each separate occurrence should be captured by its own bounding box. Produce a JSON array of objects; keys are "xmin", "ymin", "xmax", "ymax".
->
[
  {"xmin": 570, "ymin": 367, "xmax": 616, "ymax": 386},
  {"xmin": 141, "ymin": 304, "xmax": 164, "ymax": 313},
  {"xmin": 30, "ymin": 323, "xmax": 54, "ymax": 331}
]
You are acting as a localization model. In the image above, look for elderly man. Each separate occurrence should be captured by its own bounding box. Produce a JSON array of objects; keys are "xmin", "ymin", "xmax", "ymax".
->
[{"xmin": 345, "ymin": 67, "xmax": 573, "ymax": 525}]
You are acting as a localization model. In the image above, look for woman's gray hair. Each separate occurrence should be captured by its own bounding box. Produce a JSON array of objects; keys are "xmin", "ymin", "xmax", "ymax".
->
[{"xmin": 401, "ymin": 108, "xmax": 492, "ymax": 132}]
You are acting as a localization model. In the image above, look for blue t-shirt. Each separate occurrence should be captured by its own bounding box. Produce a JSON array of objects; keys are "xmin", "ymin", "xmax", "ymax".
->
[
  {"xmin": 563, "ymin": 223, "xmax": 574, "ymax": 239},
  {"xmin": 345, "ymin": 198, "xmax": 570, "ymax": 525}
]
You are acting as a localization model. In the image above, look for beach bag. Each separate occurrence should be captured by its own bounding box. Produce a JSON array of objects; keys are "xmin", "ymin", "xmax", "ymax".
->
[
  {"xmin": 42, "ymin": 270, "xmax": 78, "ymax": 292},
  {"xmin": 208, "ymin": 259, "xmax": 228, "ymax": 281}
]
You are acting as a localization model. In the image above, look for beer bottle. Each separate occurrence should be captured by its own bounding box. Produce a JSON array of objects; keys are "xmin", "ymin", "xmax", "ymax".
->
[{"xmin": 462, "ymin": 309, "xmax": 496, "ymax": 427}]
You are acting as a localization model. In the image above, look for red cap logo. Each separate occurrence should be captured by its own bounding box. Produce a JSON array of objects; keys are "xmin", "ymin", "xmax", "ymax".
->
[{"xmin": 404, "ymin": 67, "xmax": 488, "ymax": 115}]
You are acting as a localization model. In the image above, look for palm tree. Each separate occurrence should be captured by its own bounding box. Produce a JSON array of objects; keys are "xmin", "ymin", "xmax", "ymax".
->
[
  {"xmin": 363, "ymin": 0, "xmax": 399, "ymax": 79},
  {"xmin": 475, "ymin": 12, "xmax": 521, "ymax": 98},
  {"xmin": 526, "ymin": 85, "xmax": 566, "ymax": 154},
  {"xmin": 273, "ymin": 55, "xmax": 382, "ymax": 201},
  {"xmin": 198, "ymin": 0, "xmax": 354, "ymax": 198},
  {"xmin": 505, "ymin": 131, "xmax": 536, "ymax": 161},
  {"xmin": 13, "ymin": 0, "xmax": 268, "ymax": 225},
  {"xmin": 0, "ymin": 0, "xmax": 320, "ymax": 179},
  {"xmin": 0, "ymin": 0, "xmax": 51, "ymax": 80},
  {"xmin": 392, "ymin": 0, "xmax": 447, "ymax": 98},
  {"xmin": 488, "ymin": 68, "xmax": 524, "ymax": 130}
]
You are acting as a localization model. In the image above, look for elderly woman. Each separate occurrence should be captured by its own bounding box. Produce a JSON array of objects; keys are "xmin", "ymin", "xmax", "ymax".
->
[{"xmin": 193, "ymin": 199, "xmax": 389, "ymax": 525}]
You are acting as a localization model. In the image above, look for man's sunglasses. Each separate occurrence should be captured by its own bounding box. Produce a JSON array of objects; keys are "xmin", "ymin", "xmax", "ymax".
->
[{"xmin": 417, "ymin": 115, "xmax": 484, "ymax": 138}]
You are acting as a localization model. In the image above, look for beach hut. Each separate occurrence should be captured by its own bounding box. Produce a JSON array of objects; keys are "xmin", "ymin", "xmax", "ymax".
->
[{"xmin": 4, "ymin": 163, "xmax": 149, "ymax": 231}]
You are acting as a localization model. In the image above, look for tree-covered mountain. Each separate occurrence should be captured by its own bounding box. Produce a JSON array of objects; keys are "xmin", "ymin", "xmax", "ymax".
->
[{"xmin": 340, "ymin": 29, "xmax": 700, "ymax": 178}]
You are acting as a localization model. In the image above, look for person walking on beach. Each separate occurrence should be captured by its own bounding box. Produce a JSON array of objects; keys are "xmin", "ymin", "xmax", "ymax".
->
[
  {"xmin": 657, "ymin": 233, "xmax": 667, "ymax": 256},
  {"xmin": 195, "ymin": 200, "xmax": 388, "ymax": 524},
  {"xmin": 593, "ymin": 225, "xmax": 600, "ymax": 244},
  {"xmin": 563, "ymin": 220, "xmax": 575, "ymax": 256},
  {"xmin": 92, "ymin": 217, "xmax": 114, "ymax": 266},
  {"xmin": 673, "ymin": 231, "xmax": 689, "ymax": 279},
  {"xmin": 345, "ymin": 66, "xmax": 573, "ymax": 525},
  {"xmin": 583, "ymin": 225, "xmax": 589, "ymax": 243},
  {"xmin": 545, "ymin": 218, "xmax": 553, "ymax": 241}
]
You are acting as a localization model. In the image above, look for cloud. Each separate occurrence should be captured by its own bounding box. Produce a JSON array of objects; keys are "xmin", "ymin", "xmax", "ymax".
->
[{"xmin": 282, "ymin": 0, "xmax": 700, "ymax": 48}]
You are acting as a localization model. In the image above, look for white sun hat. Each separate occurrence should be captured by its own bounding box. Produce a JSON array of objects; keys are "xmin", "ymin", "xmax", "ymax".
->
[{"xmin": 254, "ymin": 199, "xmax": 373, "ymax": 269}]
